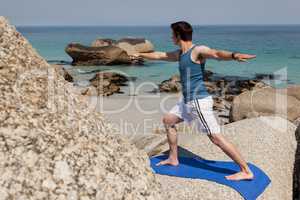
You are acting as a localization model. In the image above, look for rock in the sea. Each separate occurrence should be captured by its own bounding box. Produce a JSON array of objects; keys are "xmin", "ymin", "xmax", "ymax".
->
[
  {"xmin": 158, "ymin": 74, "xmax": 181, "ymax": 92},
  {"xmin": 116, "ymin": 37, "xmax": 154, "ymax": 55},
  {"xmin": 155, "ymin": 116, "xmax": 297, "ymax": 200},
  {"xmin": 65, "ymin": 43, "xmax": 143, "ymax": 66},
  {"xmin": 230, "ymin": 86, "xmax": 300, "ymax": 122},
  {"xmin": 91, "ymin": 38, "xmax": 116, "ymax": 47},
  {"xmin": 87, "ymin": 72, "xmax": 129, "ymax": 96},
  {"xmin": 0, "ymin": 16, "xmax": 164, "ymax": 200}
]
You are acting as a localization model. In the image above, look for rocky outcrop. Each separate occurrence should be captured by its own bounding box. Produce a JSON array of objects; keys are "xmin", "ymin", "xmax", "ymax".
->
[
  {"xmin": 153, "ymin": 116, "xmax": 297, "ymax": 200},
  {"xmin": 65, "ymin": 43, "xmax": 143, "ymax": 66},
  {"xmin": 81, "ymin": 72, "xmax": 129, "ymax": 96},
  {"xmin": 91, "ymin": 38, "xmax": 116, "ymax": 47},
  {"xmin": 158, "ymin": 74, "xmax": 181, "ymax": 92},
  {"xmin": 0, "ymin": 17, "xmax": 164, "ymax": 200},
  {"xmin": 230, "ymin": 86, "xmax": 300, "ymax": 123},
  {"xmin": 116, "ymin": 38, "xmax": 154, "ymax": 55},
  {"xmin": 66, "ymin": 37, "xmax": 154, "ymax": 66}
]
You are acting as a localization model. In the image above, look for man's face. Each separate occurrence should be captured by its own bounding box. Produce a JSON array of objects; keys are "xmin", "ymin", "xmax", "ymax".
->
[{"xmin": 171, "ymin": 31, "xmax": 180, "ymax": 46}]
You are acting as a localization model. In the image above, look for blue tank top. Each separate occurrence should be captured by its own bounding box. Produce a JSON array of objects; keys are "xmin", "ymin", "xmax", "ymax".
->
[{"xmin": 179, "ymin": 44, "xmax": 209, "ymax": 103}]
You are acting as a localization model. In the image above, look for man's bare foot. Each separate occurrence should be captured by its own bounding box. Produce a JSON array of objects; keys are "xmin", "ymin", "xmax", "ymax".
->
[
  {"xmin": 156, "ymin": 158, "xmax": 179, "ymax": 166},
  {"xmin": 225, "ymin": 171, "xmax": 254, "ymax": 181}
]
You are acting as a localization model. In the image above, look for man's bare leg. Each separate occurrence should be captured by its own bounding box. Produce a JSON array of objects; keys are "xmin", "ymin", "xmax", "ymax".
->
[
  {"xmin": 208, "ymin": 133, "xmax": 254, "ymax": 181},
  {"xmin": 156, "ymin": 114, "xmax": 183, "ymax": 166}
]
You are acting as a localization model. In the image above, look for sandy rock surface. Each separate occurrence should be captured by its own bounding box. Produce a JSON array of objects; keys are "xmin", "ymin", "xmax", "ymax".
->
[{"xmin": 230, "ymin": 86, "xmax": 300, "ymax": 122}]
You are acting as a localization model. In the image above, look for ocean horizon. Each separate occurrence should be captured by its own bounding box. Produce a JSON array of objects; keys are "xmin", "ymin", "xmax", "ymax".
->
[{"xmin": 17, "ymin": 25, "xmax": 300, "ymax": 88}]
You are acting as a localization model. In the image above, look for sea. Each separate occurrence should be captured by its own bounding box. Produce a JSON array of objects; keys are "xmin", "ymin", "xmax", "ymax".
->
[{"xmin": 17, "ymin": 25, "xmax": 300, "ymax": 90}]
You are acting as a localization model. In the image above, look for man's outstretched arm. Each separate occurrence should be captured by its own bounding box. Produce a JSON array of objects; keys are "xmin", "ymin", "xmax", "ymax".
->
[
  {"xmin": 133, "ymin": 50, "xmax": 180, "ymax": 62},
  {"xmin": 195, "ymin": 45, "xmax": 256, "ymax": 62}
]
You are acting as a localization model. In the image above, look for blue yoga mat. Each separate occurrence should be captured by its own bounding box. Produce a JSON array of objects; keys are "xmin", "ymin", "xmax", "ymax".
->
[{"xmin": 150, "ymin": 155, "xmax": 271, "ymax": 200}]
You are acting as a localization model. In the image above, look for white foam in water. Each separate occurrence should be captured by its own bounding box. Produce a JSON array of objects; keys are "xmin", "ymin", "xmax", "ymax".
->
[{"xmin": 76, "ymin": 69, "xmax": 86, "ymax": 73}]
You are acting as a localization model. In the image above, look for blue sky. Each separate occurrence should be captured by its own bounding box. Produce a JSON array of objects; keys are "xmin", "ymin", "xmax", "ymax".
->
[{"xmin": 1, "ymin": 0, "xmax": 299, "ymax": 26}]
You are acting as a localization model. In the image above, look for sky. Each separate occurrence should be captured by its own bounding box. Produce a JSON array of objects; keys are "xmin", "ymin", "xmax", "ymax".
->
[{"xmin": 1, "ymin": 0, "xmax": 300, "ymax": 26}]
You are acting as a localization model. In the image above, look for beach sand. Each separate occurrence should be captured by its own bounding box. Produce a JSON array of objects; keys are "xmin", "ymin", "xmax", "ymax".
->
[
  {"xmin": 94, "ymin": 90, "xmax": 224, "ymax": 136},
  {"xmin": 95, "ymin": 92, "xmax": 180, "ymax": 135}
]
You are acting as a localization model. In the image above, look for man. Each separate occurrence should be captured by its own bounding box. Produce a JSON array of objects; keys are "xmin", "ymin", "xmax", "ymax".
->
[{"xmin": 134, "ymin": 21, "xmax": 256, "ymax": 181}]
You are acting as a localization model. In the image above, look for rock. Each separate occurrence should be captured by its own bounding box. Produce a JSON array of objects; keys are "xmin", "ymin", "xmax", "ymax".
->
[
  {"xmin": 116, "ymin": 37, "xmax": 154, "ymax": 55},
  {"xmin": 91, "ymin": 38, "xmax": 116, "ymax": 47},
  {"xmin": 156, "ymin": 116, "xmax": 297, "ymax": 200},
  {"xmin": 0, "ymin": 17, "xmax": 164, "ymax": 200},
  {"xmin": 230, "ymin": 87, "xmax": 300, "ymax": 122},
  {"xmin": 212, "ymin": 96, "xmax": 226, "ymax": 111},
  {"xmin": 65, "ymin": 43, "xmax": 143, "ymax": 66},
  {"xmin": 280, "ymin": 85, "xmax": 300, "ymax": 101},
  {"xmin": 158, "ymin": 74, "xmax": 181, "ymax": 92},
  {"xmin": 63, "ymin": 70, "xmax": 73, "ymax": 82},
  {"xmin": 88, "ymin": 72, "xmax": 129, "ymax": 96},
  {"xmin": 204, "ymin": 81, "xmax": 218, "ymax": 94}
]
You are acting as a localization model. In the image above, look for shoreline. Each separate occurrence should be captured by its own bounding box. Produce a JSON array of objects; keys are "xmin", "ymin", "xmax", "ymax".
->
[{"xmin": 56, "ymin": 63, "xmax": 297, "ymax": 136}]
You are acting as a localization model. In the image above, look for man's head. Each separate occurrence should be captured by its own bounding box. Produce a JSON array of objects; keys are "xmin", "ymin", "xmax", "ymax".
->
[{"xmin": 171, "ymin": 21, "xmax": 193, "ymax": 45}]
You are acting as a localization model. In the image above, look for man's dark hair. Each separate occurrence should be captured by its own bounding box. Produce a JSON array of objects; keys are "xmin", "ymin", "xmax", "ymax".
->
[{"xmin": 171, "ymin": 21, "xmax": 193, "ymax": 41}]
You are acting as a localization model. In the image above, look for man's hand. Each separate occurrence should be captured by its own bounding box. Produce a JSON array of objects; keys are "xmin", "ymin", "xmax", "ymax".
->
[{"xmin": 234, "ymin": 53, "xmax": 256, "ymax": 62}]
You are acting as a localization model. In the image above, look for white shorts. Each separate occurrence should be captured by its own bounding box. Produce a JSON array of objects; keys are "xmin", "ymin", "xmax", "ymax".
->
[{"xmin": 168, "ymin": 95, "xmax": 221, "ymax": 135}]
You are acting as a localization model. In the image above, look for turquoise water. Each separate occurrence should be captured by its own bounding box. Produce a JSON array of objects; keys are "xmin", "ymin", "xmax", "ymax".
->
[{"xmin": 18, "ymin": 26, "xmax": 300, "ymax": 85}]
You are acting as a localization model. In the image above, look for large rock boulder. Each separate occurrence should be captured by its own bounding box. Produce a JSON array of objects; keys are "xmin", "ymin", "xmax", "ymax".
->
[
  {"xmin": 0, "ymin": 17, "xmax": 164, "ymax": 200},
  {"xmin": 65, "ymin": 43, "xmax": 143, "ymax": 66},
  {"xmin": 116, "ymin": 38, "xmax": 154, "ymax": 55},
  {"xmin": 154, "ymin": 116, "xmax": 297, "ymax": 200},
  {"xmin": 230, "ymin": 86, "xmax": 300, "ymax": 122}
]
